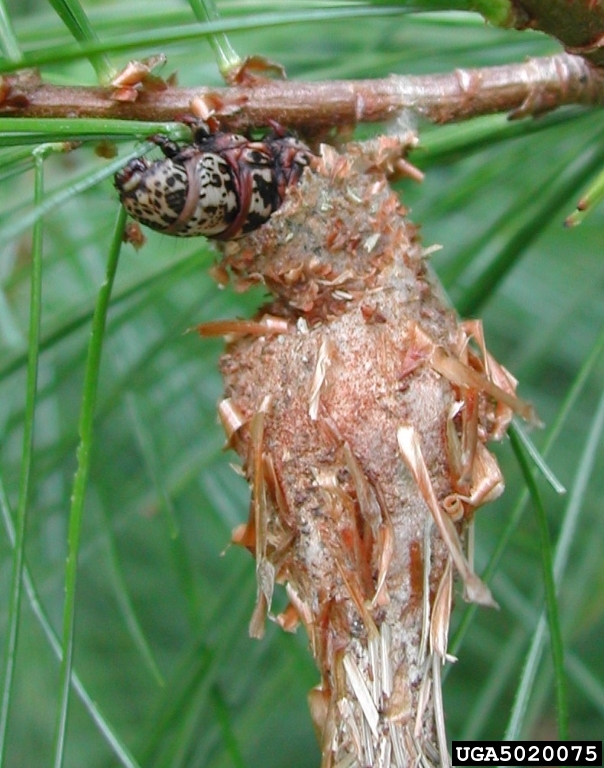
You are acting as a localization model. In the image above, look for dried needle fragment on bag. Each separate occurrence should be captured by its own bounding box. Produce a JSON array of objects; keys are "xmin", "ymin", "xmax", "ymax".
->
[{"xmin": 201, "ymin": 137, "xmax": 534, "ymax": 768}]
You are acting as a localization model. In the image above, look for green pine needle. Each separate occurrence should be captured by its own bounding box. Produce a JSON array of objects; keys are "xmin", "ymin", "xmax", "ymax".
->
[{"xmin": 51, "ymin": 206, "xmax": 125, "ymax": 768}]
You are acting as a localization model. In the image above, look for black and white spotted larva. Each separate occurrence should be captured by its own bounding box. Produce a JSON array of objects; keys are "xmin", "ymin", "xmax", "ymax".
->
[{"xmin": 114, "ymin": 122, "xmax": 312, "ymax": 240}]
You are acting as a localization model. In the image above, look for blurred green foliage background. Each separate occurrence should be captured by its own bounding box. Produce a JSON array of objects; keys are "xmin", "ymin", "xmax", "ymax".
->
[{"xmin": 0, "ymin": 2, "xmax": 603, "ymax": 767}]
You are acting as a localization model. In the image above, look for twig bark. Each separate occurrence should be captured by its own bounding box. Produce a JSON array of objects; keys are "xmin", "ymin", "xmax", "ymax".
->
[
  {"xmin": 511, "ymin": 0, "xmax": 604, "ymax": 67},
  {"xmin": 1, "ymin": 53, "xmax": 603, "ymax": 133}
]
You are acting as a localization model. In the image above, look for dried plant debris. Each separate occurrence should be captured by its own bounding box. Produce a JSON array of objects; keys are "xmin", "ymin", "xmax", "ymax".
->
[{"xmin": 200, "ymin": 137, "xmax": 535, "ymax": 768}]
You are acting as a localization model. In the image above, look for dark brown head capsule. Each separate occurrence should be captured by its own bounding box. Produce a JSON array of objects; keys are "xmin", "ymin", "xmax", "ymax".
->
[{"xmin": 114, "ymin": 123, "xmax": 312, "ymax": 239}]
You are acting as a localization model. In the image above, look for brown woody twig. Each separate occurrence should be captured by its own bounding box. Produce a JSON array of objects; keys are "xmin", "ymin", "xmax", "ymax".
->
[
  {"xmin": 1, "ymin": 53, "xmax": 603, "ymax": 133},
  {"xmin": 511, "ymin": 0, "xmax": 604, "ymax": 67}
]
